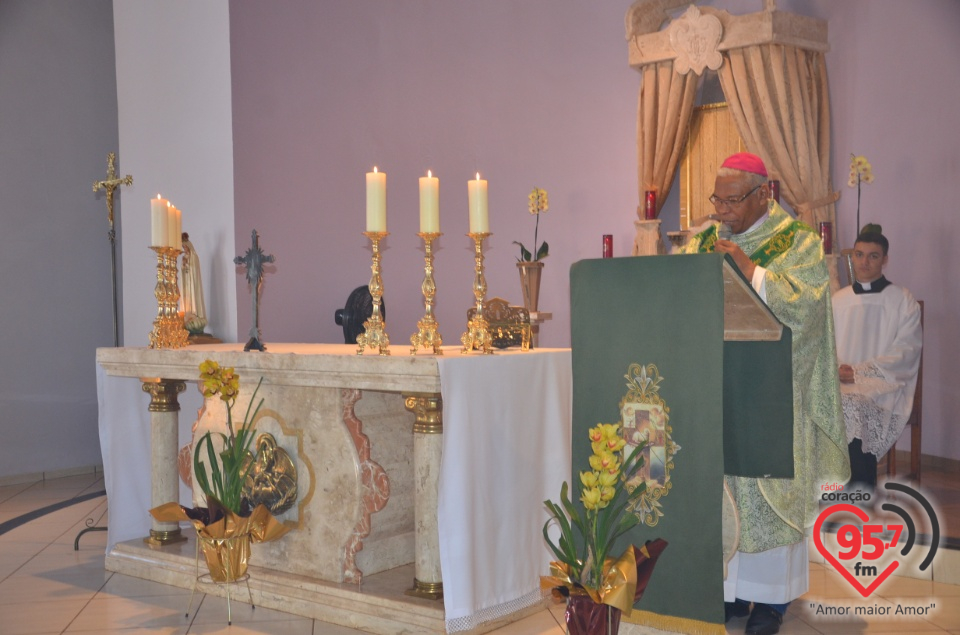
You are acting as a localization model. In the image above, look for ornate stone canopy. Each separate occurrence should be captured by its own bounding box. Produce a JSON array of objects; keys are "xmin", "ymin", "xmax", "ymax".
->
[{"xmin": 625, "ymin": 0, "xmax": 829, "ymax": 74}]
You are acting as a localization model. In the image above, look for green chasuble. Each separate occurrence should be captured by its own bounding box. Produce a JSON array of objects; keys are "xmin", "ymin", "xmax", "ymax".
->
[{"xmin": 680, "ymin": 202, "xmax": 850, "ymax": 552}]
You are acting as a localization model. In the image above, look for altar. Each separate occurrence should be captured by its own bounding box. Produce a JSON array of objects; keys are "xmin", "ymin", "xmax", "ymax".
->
[{"xmin": 96, "ymin": 343, "xmax": 572, "ymax": 634}]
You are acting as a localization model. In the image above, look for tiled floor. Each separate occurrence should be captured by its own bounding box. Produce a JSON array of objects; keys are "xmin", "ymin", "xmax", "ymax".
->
[{"xmin": 0, "ymin": 469, "xmax": 957, "ymax": 635}]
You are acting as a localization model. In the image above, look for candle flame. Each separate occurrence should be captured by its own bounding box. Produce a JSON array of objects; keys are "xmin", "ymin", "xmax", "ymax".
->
[
  {"xmin": 156, "ymin": 193, "xmax": 162, "ymax": 199},
  {"xmin": 428, "ymin": 170, "xmax": 432, "ymax": 178},
  {"xmin": 373, "ymin": 166, "xmax": 378, "ymax": 173},
  {"xmin": 476, "ymin": 172, "xmax": 481, "ymax": 180}
]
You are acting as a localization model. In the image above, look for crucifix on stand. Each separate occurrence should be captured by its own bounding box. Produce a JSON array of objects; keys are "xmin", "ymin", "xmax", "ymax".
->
[
  {"xmin": 93, "ymin": 152, "xmax": 133, "ymax": 347},
  {"xmin": 76, "ymin": 153, "xmax": 131, "ymax": 550},
  {"xmin": 235, "ymin": 230, "xmax": 275, "ymax": 352}
]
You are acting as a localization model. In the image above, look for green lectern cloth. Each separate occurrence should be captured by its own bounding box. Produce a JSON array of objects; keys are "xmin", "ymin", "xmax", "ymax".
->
[{"xmin": 570, "ymin": 254, "xmax": 793, "ymax": 632}]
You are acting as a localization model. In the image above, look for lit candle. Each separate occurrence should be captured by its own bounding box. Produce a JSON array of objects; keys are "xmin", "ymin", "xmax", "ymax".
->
[
  {"xmin": 419, "ymin": 170, "xmax": 440, "ymax": 233},
  {"xmin": 467, "ymin": 172, "xmax": 489, "ymax": 233},
  {"xmin": 365, "ymin": 167, "xmax": 387, "ymax": 232},
  {"xmin": 150, "ymin": 194, "xmax": 169, "ymax": 247}
]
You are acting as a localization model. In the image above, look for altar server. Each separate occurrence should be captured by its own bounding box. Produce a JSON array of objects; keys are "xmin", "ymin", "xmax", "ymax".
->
[{"xmin": 833, "ymin": 225, "xmax": 922, "ymax": 490}]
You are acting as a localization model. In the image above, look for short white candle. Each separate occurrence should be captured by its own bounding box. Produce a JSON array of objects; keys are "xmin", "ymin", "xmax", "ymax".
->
[
  {"xmin": 366, "ymin": 167, "xmax": 387, "ymax": 232},
  {"xmin": 150, "ymin": 194, "xmax": 169, "ymax": 247},
  {"xmin": 419, "ymin": 170, "xmax": 440, "ymax": 233},
  {"xmin": 467, "ymin": 173, "xmax": 489, "ymax": 233}
]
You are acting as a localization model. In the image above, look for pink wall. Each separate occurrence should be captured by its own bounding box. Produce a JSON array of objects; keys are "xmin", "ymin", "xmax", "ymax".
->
[
  {"xmin": 230, "ymin": 0, "xmax": 639, "ymax": 352},
  {"xmin": 230, "ymin": 1, "xmax": 959, "ymax": 459}
]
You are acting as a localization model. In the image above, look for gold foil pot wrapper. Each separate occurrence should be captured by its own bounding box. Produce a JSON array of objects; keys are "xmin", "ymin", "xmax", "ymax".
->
[
  {"xmin": 541, "ymin": 539, "xmax": 668, "ymax": 616},
  {"xmin": 199, "ymin": 532, "xmax": 251, "ymax": 582},
  {"xmin": 150, "ymin": 502, "xmax": 292, "ymax": 582}
]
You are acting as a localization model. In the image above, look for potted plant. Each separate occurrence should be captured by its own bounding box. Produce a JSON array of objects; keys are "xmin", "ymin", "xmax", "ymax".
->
[
  {"xmin": 514, "ymin": 187, "xmax": 549, "ymax": 311},
  {"xmin": 542, "ymin": 423, "xmax": 667, "ymax": 635},
  {"xmin": 151, "ymin": 360, "xmax": 290, "ymax": 583}
]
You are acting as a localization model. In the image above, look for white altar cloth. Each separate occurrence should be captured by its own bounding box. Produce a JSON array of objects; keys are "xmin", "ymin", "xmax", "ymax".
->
[
  {"xmin": 437, "ymin": 350, "xmax": 571, "ymax": 631},
  {"xmin": 97, "ymin": 344, "xmax": 571, "ymax": 632}
]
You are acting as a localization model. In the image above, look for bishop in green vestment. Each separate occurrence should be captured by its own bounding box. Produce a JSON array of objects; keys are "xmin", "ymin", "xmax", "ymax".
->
[{"xmin": 679, "ymin": 153, "xmax": 849, "ymax": 635}]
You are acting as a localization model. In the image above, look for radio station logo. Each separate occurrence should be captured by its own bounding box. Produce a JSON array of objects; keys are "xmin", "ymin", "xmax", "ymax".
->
[{"xmin": 813, "ymin": 482, "xmax": 940, "ymax": 598}]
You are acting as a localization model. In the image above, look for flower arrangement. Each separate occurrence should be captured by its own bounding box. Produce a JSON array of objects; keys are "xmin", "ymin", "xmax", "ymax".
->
[
  {"xmin": 847, "ymin": 154, "xmax": 875, "ymax": 235},
  {"xmin": 150, "ymin": 360, "xmax": 289, "ymax": 583},
  {"xmin": 542, "ymin": 422, "xmax": 666, "ymax": 623},
  {"xmin": 514, "ymin": 187, "xmax": 549, "ymax": 262},
  {"xmin": 194, "ymin": 359, "xmax": 263, "ymax": 517}
]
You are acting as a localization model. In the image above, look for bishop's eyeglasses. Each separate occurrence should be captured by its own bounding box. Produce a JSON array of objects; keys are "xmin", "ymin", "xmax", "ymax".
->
[{"xmin": 709, "ymin": 184, "xmax": 761, "ymax": 209}]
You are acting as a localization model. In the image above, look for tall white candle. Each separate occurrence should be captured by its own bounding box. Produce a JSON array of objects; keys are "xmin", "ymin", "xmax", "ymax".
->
[
  {"xmin": 467, "ymin": 173, "xmax": 489, "ymax": 233},
  {"xmin": 419, "ymin": 170, "xmax": 440, "ymax": 233},
  {"xmin": 151, "ymin": 194, "xmax": 169, "ymax": 247},
  {"xmin": 366, "ymin": 167, "xmax": 387, "ymax": 232}
]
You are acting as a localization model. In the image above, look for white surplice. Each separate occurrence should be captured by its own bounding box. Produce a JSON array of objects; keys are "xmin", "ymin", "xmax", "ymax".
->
[{"xmin": 832, "ymin": 282, "xmax": 922, "ymax": 456}]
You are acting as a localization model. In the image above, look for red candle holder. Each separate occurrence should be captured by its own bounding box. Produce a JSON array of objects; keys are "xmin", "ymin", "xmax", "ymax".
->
[
  {"xmin": 768, "ymin": 180, "xmax": 780, "ymax": 204},
  {"xmin": 643, "ymin": 190, "xmax": 657, "ymax": 220},
  {"xmin": 819, "ymin": 222, "xmax": 833, "ymax": 254},
  {"xmin": 602, "ymin": 235, "xmax": 613, "ymax": 258}
]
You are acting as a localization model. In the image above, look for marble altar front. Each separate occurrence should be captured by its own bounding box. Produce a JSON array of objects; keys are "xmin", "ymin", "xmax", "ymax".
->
[{"xmin": 96, "ymin": 343, "xmax": 572, "ymax": 634}]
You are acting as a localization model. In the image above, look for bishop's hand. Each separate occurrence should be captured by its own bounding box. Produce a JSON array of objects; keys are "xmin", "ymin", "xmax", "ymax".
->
[{"xmin": 714, "ymin": 239, "xmax": 757, "ymax": 280}]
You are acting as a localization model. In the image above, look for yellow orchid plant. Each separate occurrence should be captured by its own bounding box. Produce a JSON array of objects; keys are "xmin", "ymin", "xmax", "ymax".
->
[
  {"xmin": 544, "ymin": 422, "xmax": 647, "ymax": 595},
  {"xmin": 194, "ymin": 360, "xmax": 264, "ymax": 516},
  {"xmin": 514, "ymin": 187, "xmax": 549, "ymax": 261},
  {"xmin": 848, "ymin": 154, "xmax": 875, "ymax": 233}
]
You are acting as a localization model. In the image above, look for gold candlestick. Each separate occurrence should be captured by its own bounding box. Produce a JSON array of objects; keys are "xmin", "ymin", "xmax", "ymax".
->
[
  {"xmin": 411, "ymin": 232, "xmax": 443, "ymax": 355},
  {"xmin": 460, "ymin": 232, "xmax": 493, "ymax": 354},
  {"xmin": 148, "ymin": 246, "xmax": 189, "ymax": 349},
  {"xmin": 357, "ymin": 231, "xmax": 390, "ymax": 356}
]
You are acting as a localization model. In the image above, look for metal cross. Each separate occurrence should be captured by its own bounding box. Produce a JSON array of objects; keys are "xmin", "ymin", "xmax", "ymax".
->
[
  {"xmin": 93, "ymin": 152, "xmax": 133, "ymax": 347},
  {"xmin": 93, "ymin": 152, "xmax": 133, "ymax": 230},
  {"xmin": 234, "ymin": 230, "xmax": 275, "ymax": 351}
]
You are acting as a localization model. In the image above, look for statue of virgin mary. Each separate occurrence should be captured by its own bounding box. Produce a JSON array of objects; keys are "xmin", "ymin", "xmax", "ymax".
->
[{"xmin": 180, "ymin": 233, "xmax": 209, "ymax": 335}]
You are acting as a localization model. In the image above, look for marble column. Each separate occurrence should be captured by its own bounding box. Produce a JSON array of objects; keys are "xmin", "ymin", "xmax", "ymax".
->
[
  {"xmin": 632, "ymin": 218, "xmax": 666, "ymax": 256},
  {"xmin": 142, "ymin": 378, "xmax": 187, "ymax": 546},
  {"xmin": 402, "ymin": 392, "xmax": 443, "ymax": 600}
]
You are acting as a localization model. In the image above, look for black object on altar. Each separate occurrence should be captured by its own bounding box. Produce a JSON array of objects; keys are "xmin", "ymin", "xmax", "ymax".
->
[{"xmin": 335, "ymin": 285, "xmax": 386, "ymax": 345}]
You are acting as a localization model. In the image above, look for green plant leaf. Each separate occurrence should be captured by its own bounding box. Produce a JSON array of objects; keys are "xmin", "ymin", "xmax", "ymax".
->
[
  {"xmin": 543, "ymin": 496, "xmax": 580, "ymax": 568},
  {"xmin": 542, "ymin": 521, "xmax": 568, "ymax": 564},
  {"xmin": 558, "ymin": 481, "xmax": 587, "ymax": 538},
  {"xmin": 544, "ymin": 499, "xmax": 574, "ymax": 548},
  {"xmin": 543, "ymin": 517, "xmax": 578, "ymax": 567},
  {"xmin": 242, "ymin": 378, "xmax": 265, "ymax": 425},
  {"xmin": 536, "ymin": 241, "xmax": 549, "ymax": 260},
  {"xmin": 513, "ymin": 241, "xmax": 532, "ymax": 262},
  {"xmin": 193, "ymin": 434, "xmax": 212, "ymax": 496}
]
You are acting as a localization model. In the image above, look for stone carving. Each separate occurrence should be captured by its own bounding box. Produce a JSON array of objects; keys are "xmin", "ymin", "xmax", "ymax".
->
[
  {"xmin": 668, "ymin": 5, "xmax": 723, "ymax": 75},
  {"xmin": 625, "ymin": 0, "xmax": 690, "ymax": 40},
  {"xmin": 340, "ymin": 388, "xmax": 391, "ymax": 584}
]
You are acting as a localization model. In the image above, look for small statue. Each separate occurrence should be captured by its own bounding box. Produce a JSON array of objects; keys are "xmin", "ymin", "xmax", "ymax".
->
[
  {"xmin": 180, "ymin": 233, "xmax": 209, "ymax": 336},
  {"xmin": 234, "ymin": 230, "xmax": 275, "ymax": 352}
]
